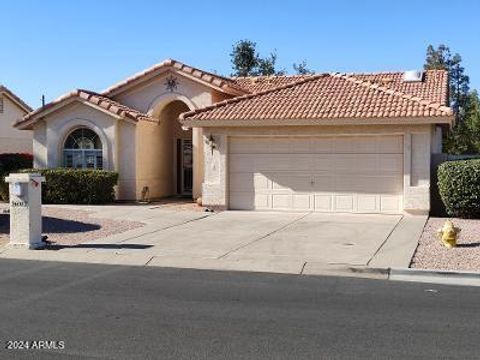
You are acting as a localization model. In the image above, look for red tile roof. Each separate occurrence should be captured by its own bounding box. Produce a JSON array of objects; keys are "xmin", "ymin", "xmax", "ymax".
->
[
  {"xmin": 232, "ymin": 70, "xmax": 448, "ymax": 104},
  {"xmin": 232, "ymin": 75, "xmax": 314, "ymax": 93},
  {"xmin": 0, "ymin": 85, "xmax": 32, "ymax": 113},
  {"xmin": 102, "ymin": 59, "xmax": 247, "ymax": 97},
  {"xmin": 15, "ymin": 89, "xmax": 156, "ymax": 130},
  {"xmin": 17, "ymin": 59, "xmax": 453, "ymax": 130},
  {"xmin": 180, "ymin": 71, "xmax": 453, "ymax": 124},
  {"xmin": 353, "ymin": 70, "xmax": 448, "ymax": 105}
]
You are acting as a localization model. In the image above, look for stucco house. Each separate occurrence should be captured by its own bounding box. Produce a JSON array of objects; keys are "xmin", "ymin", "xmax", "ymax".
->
[
  {"xmin": 14, "ymin": 59, "xmax": 453, "ymax": 214},
  {"xmin": 0, "ymin": 85, "xmax": 32, "ymax": 153}
]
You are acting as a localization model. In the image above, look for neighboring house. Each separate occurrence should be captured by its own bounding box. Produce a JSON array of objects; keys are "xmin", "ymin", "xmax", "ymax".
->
[
  {"xmin": 14, "ymin": 59, "xmax": 453, "ymax": 214},
  {"xmin": 0, "ymin": 85, "xmax": 33, "ymax": 153}
]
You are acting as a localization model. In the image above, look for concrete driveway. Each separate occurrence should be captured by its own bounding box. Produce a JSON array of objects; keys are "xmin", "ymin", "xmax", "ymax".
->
[{"xmin": 0, "ymin": 205, "xmax": 426, "ymax": 275}]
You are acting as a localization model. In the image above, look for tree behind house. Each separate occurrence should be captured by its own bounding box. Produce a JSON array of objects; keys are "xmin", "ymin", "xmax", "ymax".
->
[
  {"xmin": 424, "ymin": 44, "xmax": 479, "ymax": 154},
  {"xmin": 293, "ymin": 60, "xmax": 315, "ymax": 75},
  {"xmin": 230, "ymin": 40, "xmax": 285, "ymax": 76}
]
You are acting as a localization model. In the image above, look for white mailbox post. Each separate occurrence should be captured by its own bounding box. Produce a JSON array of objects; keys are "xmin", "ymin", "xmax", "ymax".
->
[{"xmin": 5, "ymin": 173, "xmax": 46, "ymax": 249}]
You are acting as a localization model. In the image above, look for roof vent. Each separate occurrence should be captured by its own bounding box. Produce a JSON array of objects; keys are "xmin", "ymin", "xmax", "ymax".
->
[{"xmin": 403, "ymin": 70, "xmax": 424, "ymax": 82}]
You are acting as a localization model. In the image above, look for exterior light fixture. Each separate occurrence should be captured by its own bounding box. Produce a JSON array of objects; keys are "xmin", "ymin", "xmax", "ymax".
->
[{"xmin": 205, "ymin": 134, "xmax": 217, "ymax": 155}]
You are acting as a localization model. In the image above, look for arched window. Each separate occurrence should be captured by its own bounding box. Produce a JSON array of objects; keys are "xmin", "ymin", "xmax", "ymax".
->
[{"xmin": 63, "ymin": 128, "xmax": 103, "ymax": 169}]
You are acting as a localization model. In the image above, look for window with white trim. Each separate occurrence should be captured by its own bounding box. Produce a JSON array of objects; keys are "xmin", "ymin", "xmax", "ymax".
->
[
  {"xmin": 63, "ymin": 128, "xmax": 103, "ymax": 169},
  {"xmin": 0, "ymin": 96, "xmax": 4, "ymax": 113}
]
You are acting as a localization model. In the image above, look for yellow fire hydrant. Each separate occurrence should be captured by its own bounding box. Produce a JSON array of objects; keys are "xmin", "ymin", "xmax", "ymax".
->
[{"xmin": 437, "ymin": 220, "xmax": 460, "ymax": 248}]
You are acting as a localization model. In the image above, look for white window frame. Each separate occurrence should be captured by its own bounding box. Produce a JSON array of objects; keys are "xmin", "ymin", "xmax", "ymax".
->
[{"xmin": 63, "ymin": 128, "xmax": 103, "ymax": 170}]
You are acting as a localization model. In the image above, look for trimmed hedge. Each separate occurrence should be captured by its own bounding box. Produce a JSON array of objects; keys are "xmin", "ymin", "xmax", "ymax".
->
[
  {"xmin": 437, "ymin": 159, "xmax": 480, "ymax": 218},
  {"xmin": 19, "ymin": 168, "xmax": 119, "ymax": 204},
  {"xmin": 0, "ymin": 153, "xmax": 34, "ymax": 201}
]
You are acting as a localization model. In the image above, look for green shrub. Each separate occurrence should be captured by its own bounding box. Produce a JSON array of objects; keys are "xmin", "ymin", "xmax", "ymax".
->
[
  {"xmin": 19, "ymin": 168, "xmax": 118, "ymax": 204},
  {"xmin": 0, "ymin": 153, "xmax": 34, "ymax": 201},
  {"xmin": 437, "ymin": 159, "xmax": 480, "ymax": 218}
]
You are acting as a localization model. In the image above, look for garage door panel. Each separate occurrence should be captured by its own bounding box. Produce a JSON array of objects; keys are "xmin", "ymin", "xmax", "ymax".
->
[
  {"xmin": 314, "ymin": 195, "xmax": 333, "ymax": 211},
  {"xmin": 379, "ymin": 154, "xmax": 403, "ymax": 173},
  {"xmin": 312, "ymin": 175, "xmax": 335, "ymax": 192},
  {"xmin": 377, "ymin": 136, "xmax": 403, "ymax": 153},
  {"xmin": 333, "ymin": 137, "xmax": 357, "ymax": 153},
  {"xmin": 353, "ymin": 176, "xmax": 403, "ymax": 194},
  {"xmin": 229, "ymin": 135, "xmax": 403, "ymax": 213},
  {"xmin": 230, "ymin": 192, "xmax": 255, "ymax": 210},
  {"xmin": 312, "ymin": 156, "xmax": 333, "ymax": 171},
  {"xmin": 374, "ymin": 176, "xmax": 403, "ymax": 194},
  {"xmin": 357, "ymin": 195, "xmax": 379, "ymax": 213},
  {"xmin": 272, "ymin": 194, "xmax": 291, "ymax": 209},
  {"xmin": 255, "ymin": 194, "xmax": 270, "ymax": 209},
  {"xmin": 230, "ymin": 154, "xmax": 254, "ymax": 172},
  {"xmin": 230, "ymin": 173, "xmax": 254, "ymax": 192},
  {"xmin": 335, "ymin": 137, "xmax": 377, "ymax": 153},
  {"xmin": 335, "ymin": 177, "xmax": 360, "ymax": 192},
  {"xmin": 230, "ymin": 138, "xmax": 269, "ymax": 154},
  {"xmin": 354, "ymin": 155, "xmax": 379, "ymax": 173},
  {"xmin": 253, "ymin": 174, "xmax": 270, "ymax": 190},
  {"xmin": 334, "ymin": 195, "xmax": 355, "ymax": 212},
  {"xmin": 333, "ymin": 154, "xmax": 357, "ymax": 171},
  {"xmin": 273, "ymin": 174, "xmax": 311, "ymax": 192},
  {"xmin": 292, "ymin": 194, "xmax": 312, "ymax": 210},
  {"xmin": 255, "ymin": 155, "xmax": 292, "ymax": 171},
  {"xmin": 311, "ymin": 138, "xmax": 334, "ymax": 153},
  {"xmin": 354, "ymin": 177, "xmax": 380, "ymax": 193},
  {"xmin": 288, "ymin": 156, "xmax": 313, "ymax": 171},
  {"xmin": 380, "ymin": 196, "xmax": 402, "ymax": 212}
]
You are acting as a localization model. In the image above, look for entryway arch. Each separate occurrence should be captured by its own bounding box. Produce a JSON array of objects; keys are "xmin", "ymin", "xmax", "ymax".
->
[{"xmin": 157, "ymin": 100, "xmax": 193, "ymax": 196}]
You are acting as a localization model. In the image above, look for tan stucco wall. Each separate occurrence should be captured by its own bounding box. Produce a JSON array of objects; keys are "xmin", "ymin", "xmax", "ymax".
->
[
  {"xmin": 200, "ymin": 124, "xmax": 435, "ymax": 213},
  {"xmin": 135, "ymin": 101, "xmax": 192, "ymax": 199},
  {"xmin": 116, "ymin": 120, "xmax": 137, "ymax": 200},
  {"xmin": 32, "ymin": 120, "xmax": 47, "ymax": 168},
  {"xmin": 0, "ymin": 95, "xmax": 32, "ymax": 153},
  {"xmin": 111, "ymin": 72, "xmax": 219, "ymax": 200},
  {"xmin": 30, "ymin": 101, "xmax": 140, "ymax": 199},
  {"xmin": 29, "ymin": 74, "xmax": 227, "ymax": 201}
]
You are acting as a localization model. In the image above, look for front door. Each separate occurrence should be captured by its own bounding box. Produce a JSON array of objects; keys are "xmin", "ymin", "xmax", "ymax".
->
[{"xmin": 177, "ymin": 139, "xmax": 193, "ymax": 196}]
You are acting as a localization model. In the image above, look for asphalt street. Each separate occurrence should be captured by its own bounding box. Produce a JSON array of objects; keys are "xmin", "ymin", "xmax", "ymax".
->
[{"xmin": 0, "ymin": 259, "xmax": 479, "ymax": 359}]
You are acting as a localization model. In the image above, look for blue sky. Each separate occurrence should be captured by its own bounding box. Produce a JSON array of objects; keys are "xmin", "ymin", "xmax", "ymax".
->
[{"xmin": 1, "ymin": 0, "xmax": 479, "ymax": 108}]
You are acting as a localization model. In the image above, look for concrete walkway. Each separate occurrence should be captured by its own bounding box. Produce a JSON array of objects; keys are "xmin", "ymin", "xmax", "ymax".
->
[{"xmin": 0, "ymin": 205, "xmax": 427, "ymax": 277}]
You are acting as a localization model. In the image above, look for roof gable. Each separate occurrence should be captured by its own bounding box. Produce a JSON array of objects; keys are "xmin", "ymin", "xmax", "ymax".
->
[
  {"xmin": 102, "ymin": 59, "xmax": 247, "ymax": 98},
  {"xmin": 0, "ymin": 85, "xmax": 32, "ymax": 113},
  {"xmin": 15, "ymin": 89, "xmax": 156, "ymax": 130}
]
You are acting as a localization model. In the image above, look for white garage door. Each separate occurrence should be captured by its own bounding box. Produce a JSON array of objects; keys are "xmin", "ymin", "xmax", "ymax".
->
[{"xmin": 229, "ymin": 135, "xmax": 404, "ymax": 213}]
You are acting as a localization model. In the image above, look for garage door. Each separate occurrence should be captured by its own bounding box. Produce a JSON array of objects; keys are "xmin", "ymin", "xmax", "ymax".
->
[{"xmin": 228, "ymin": 135, "xmax": 403, "ymax": 213}]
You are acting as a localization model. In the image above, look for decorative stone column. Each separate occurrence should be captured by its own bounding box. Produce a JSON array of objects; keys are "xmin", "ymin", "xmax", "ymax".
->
[{"xmin": 5, "ymin": 173, "xmax": 46, "ymax": 249}]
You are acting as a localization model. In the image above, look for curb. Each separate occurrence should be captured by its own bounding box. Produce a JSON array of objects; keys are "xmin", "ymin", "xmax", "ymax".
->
[
  {"xmin": 302, "ymin": 264, "xmax": 389, "ymax": 279},
  {"xmin": 389, "ymin": 267, "xmax": 480, "ymax": 287}
]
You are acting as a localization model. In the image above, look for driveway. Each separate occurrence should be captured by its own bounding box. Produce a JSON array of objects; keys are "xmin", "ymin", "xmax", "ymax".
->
[{"xmin": 0, "ymin": 205, "xmax": 425, "ymax": 275}]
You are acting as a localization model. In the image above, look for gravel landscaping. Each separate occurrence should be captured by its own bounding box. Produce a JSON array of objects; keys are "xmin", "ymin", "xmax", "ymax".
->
[
  {"xmin": 0, "ymin": 206, "xmax": 144, "ymax": 247},
  {"xmin": 411, "ymin": 217, "xmax": 480, "ymax": 271}
]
